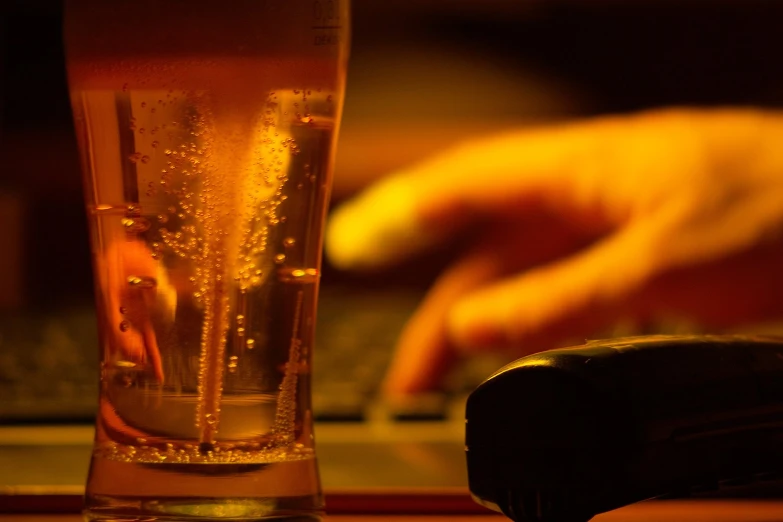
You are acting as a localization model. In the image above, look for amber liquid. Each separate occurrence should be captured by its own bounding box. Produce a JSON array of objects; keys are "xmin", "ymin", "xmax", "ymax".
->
[{"xmin": 65, "ymin": 0, "xmax": 348, "ymax": 519}]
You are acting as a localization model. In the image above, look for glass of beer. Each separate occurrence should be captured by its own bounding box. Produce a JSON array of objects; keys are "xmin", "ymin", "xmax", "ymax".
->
[{"xmin": 64, "ymin": 1, "xmax": 349, "ymax": 520}]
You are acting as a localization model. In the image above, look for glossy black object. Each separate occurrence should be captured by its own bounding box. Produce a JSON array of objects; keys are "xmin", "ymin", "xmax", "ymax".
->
[{"xmin": 465, "ymin": 335, "xmax": 783, "ymax": 521}]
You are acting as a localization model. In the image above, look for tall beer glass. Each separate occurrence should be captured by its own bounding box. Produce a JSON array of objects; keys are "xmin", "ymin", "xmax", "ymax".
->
[{"xmin": 64, "ymin": 1, "xmax": 349, "ymax": 520}]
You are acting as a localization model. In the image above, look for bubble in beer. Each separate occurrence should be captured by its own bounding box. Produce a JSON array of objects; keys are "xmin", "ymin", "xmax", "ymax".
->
[
  {"xmin": 127, "ymin": 275, "xmax": 158, "ymax": 289},
  {"xmin": 157, "ymin": 214, "xmax": 168, "ymax": 224},
  {"xmin": 274, "ymin": 253, "xmax": 286, "ymax": 264},
  {"xmin": 283, "ymin": 237, "xmax": 295, "ymax": 247},
  {"xmin": 141, "ymin": 102, "xmax": 147, "ymax": 108},
  {"xmin": 139, "ymin": 127, "xmax": 146, "ymax": 134},
  {"xmin": 119, "ymin": 320, "xmax": 130, "ymax": 332},
  {"xmin": 236, "ymin": 314, "xmax": 245, "ymax": 326},
  {"xmin": 121, "ymin": 217, "xmax": 151, "ymax": 233},
  {"xmin": 246, "ymin": 339, "xmax": 256, "ymax": 350},
  {"xmin": 119, "ymin": 306, "xmax": 128, "ymax": 315},
  {"xmin": 151, "ymin": 140, "xmax": 159, "ymax": 148},
  {"xmin": 141, "ymin": 155, "xmax": 151, "ymax": 164},
  {"xmin": 128, "ymin": 152, "xmax": 142, "ymax": 163}
]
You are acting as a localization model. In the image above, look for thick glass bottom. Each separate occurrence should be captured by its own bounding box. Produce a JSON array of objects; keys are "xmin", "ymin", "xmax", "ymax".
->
[
  {"xmin": 84, "ymin": 452, "xmax": 323, "ymax": 521},
  {"xmin": 84, "ymin": 495, "xmax": 323, "ymax": 521}
]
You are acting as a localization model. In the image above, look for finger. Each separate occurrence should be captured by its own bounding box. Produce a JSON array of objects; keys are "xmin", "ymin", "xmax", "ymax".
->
[
  {"xmin": 382, "ymin": 217, "xmax": 594, "ymax": 397},
  {"xmin": 484, "ymin": 236, "xmax": 783, "ymax": 353},
  {"xmin": 116, "ymin": 327, "xmax": 148, "ymax": 365},
  {"xmin": 635, "ymin": 238, "xmax": 783, "ymax": 329},
  {"xmin": 381, "ymin": 245, "xmax": 505, "ymax": 398},
  {"xmin": 142, "ymin": 323, "xmax": 165, "ymax": 383},
  {"xmin": 326, "ymin": 126, "xmax": 582, "ymax": 271},
  {"xmin": 326, "ymin": 174, "xmax": 455, "ymax": 271},
  {"xmin": 447, "ymin": 218, "xmax": 665, "ymax": 354},
  {"xmin": 326, "ymin": 109, "xmax": 707, "ymax": 271},
  {"xmin": 99, "ymin": 397, "xmax": 149, "ymax": 444}
]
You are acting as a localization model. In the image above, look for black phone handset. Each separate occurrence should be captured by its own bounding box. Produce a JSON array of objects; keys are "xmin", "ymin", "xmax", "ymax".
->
[{"xmin": 465, "ymin": 335, "xmax": 783, "ymax": 521}]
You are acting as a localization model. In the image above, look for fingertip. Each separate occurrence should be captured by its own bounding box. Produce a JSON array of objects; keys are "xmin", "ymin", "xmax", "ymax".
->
[
  {"xmin": 325, "ymin": 175, "xmax": 433, "ymax": 270},
  {"xmin": 381, "ymin": 322, "xmax": 457, "ymax": 399},
  {"xmin": 381, "ymin": 346, "xmax": 441, "ymax": 398},
  {"xmin": 381, "ymin": 373, "xmax": 419, "ymax": 399}
]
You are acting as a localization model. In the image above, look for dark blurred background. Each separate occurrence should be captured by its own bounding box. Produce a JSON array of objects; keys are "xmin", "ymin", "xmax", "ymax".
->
[{"xmin": 2, "ymin": 0, "xmax": 783, "ymax": 421}]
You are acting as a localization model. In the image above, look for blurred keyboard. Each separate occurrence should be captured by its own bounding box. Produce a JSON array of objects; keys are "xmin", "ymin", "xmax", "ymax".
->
[
  {"xmin": 1, "ymin": 284, "xmax": 726, "ymax": 425},
  {"xmin": 0, "ymin": 287, "xmax": 494, "ymax": 425}
]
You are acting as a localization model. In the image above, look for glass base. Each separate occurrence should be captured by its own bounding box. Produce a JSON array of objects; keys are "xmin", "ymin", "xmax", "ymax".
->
[
  {"xmin": 84, "ymin": 511, "xmax": 324, "ymax": 522},
  {"xmin": 84, "ymin": 450, "xmax": 323, "ymax": 521},
  {"xmin": 84, "ymin": 498, "xmax": 323, "ymax": 521},
  {"xmin": 84, "ymin": 511, "xmax": 323, "ymax": 522}
]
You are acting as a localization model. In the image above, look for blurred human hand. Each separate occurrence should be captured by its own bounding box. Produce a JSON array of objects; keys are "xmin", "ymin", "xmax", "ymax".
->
[{"xmin": 326, "ymin": 107, "xmax": 783, "ymax": 397}]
